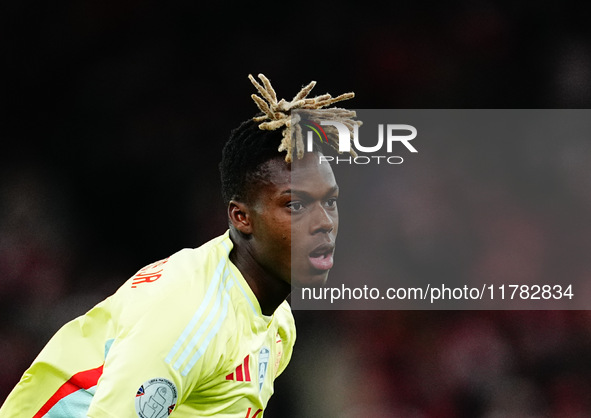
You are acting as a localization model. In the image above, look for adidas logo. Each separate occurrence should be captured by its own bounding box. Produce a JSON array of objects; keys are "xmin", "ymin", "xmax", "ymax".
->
[{"xmin": 226, "ymin": 355, "xmax": 251, "ymax": 382}]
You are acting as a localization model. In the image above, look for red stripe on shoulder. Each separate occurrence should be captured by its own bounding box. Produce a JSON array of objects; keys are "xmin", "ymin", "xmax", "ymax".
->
[{"xmin": 33, "ymin": 365, "xmax": 104, "ymax": 418}]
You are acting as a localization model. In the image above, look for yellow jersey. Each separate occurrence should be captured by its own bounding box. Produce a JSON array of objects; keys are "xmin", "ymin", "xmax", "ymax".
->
[{"xmin": 0, "ymin": 232, "xmax": 296, "ymax": 417}]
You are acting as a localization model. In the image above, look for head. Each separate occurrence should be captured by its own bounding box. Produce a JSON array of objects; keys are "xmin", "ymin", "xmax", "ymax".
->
[{"xmin": 220, "ymin": 118, "xmax": 339, "ymax": 288}]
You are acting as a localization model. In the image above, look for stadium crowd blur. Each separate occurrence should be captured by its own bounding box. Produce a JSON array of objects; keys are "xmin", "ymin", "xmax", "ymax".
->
[{"xmin": 3, "ymin": 1, "xmax": 591, "ymax": 416}]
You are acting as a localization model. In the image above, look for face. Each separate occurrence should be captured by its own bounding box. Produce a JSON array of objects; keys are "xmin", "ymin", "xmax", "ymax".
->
[{"xmin": 247, "ymin": 152, "xmax": 339, "ymax": 288}]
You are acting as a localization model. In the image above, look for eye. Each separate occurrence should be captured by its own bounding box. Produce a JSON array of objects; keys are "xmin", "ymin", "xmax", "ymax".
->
[
  {"xmin": 287, "ymin": 201, "xmax": 304, "ymax": 212},
  {"xmin": 325, "ymin": 198, "xmax": 338, "ymax": 208}
]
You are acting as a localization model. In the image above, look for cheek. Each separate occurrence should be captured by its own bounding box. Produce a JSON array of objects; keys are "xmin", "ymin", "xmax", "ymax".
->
[
  {"xmin": 272, "ymin": 217, "xmax": 290, "ymax": 242},
  {"xmin": 290, "ymin": 226, "xmax": 308, "ymax": 259},
  {"xmin": 266, "ymin": 215, "xmax": 291, "ymax": 252}
]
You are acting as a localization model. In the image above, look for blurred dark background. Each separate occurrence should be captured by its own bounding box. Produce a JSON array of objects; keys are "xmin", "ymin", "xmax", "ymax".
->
[{"xmin": 3, "ymin": 1, "xmax": 591, "ymax": 416}]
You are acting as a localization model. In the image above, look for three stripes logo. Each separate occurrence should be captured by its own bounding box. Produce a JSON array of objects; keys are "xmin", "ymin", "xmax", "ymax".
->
[{"xmin": 226, "ymin": 355, "xmax": 251, "ymax": 382}]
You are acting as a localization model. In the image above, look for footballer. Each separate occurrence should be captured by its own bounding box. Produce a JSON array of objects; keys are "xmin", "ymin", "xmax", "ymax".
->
[{"xmin": 0, "ymin": 74, "xmax": 358, "ymax": 417}]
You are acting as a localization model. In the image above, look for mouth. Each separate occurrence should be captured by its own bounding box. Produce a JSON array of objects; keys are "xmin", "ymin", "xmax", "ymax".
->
[{"xmin": 308, "ymin": 242, "xmax": 335, "ymax": 271}]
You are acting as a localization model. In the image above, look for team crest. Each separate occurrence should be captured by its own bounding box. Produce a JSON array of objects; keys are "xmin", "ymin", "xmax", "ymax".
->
[
  {"xmin": 258, "ymin": 347, "xmax": 270, "ymax": 392},
  {"xmin": 135, "ymin": 378, "xmax": 178, "ymax": 418}
]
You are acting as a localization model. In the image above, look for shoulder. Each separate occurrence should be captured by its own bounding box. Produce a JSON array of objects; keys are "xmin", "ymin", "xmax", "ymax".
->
[
  {"xmin": 124, "ymin": 232, "xmax": 230, "ymax": 292},
  {"xmin": 271, "ymin": 301, "xmax": 296, "ymax": 378},
  {"xmin": 99, "ymin": 232, "xmax": 239, "ymax": 379},
  {"xmin": 274, "ymin": 300, "xmax": 296, "ymax": 347},
  {"xmin": 275, "ymin": 300, "xmax": 295, "ymax": 329},
  {"xmin": 110, "ymin": 232, "xmax": 234, "ymax": 330}
]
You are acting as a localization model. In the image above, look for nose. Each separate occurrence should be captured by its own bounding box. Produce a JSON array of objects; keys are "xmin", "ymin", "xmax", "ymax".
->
[{"xmin": 311, "ymin": 203, "xmax": 335, "ymax": 234}]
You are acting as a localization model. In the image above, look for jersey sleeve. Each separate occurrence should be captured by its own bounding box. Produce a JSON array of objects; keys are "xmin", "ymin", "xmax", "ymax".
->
[
  {"xmin": 0, "ymin": 298, "xmax": 114, "ymax": 418},
  {"xmin": 87, "ymin": 249, "xmax": 230, "ymax": 417}
]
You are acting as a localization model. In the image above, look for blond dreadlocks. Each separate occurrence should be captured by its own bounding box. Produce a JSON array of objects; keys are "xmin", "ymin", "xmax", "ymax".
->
[{"xmin": 248, "ymin": 73, "xmax": 360, "ymax": 162}]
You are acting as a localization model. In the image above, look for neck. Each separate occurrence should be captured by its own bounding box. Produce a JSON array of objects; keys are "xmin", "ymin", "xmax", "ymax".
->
[{"xmin": 229, "ymin": 229, "xmax": 291, "ymax": 316}]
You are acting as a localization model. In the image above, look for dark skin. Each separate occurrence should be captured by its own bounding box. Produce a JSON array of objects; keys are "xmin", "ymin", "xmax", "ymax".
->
[{"xmin": 228, "ymin": 152, "xmax": 339, "ymax": 315}]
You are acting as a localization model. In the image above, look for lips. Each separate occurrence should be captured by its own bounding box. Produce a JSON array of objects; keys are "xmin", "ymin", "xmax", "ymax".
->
[{"xmin": 308, "ymin": 243, "xmax": 335, "ymax": 271}]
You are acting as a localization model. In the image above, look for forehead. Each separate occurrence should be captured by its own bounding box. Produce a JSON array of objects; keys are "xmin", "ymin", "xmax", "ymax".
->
[
  {"xmin": 291, "ymin": 153, "xmax": 336, "ymax": 191},
  {"xmin": 254, "ymin": 153, "xmax": 337, "ymax": 198}
]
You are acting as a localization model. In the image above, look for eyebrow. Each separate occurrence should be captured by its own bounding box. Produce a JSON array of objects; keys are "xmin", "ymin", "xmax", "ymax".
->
[{"xmin": 281, "ymin": 185, "xmax": 339, "ymax": 199}]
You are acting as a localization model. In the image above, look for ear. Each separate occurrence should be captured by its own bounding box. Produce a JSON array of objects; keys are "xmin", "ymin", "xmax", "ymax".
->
[{"xmin": 228, "ymin": 200, "xmax": 253, "ymax": 235}]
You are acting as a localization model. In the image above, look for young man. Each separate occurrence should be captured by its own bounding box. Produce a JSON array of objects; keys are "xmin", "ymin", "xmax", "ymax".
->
[{"xmin": 0, "ymin": 74, "xmax": 356, "ymax": 417}]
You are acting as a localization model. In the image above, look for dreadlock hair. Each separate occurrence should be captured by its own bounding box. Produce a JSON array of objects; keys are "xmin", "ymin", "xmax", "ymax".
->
[
  {"xmin": 248, "ymin": 73, "xmax": 360, "ymax": 162},
  {"xmin": 219, "ymin": 73, "xmax": 359, "ymax": 207}
]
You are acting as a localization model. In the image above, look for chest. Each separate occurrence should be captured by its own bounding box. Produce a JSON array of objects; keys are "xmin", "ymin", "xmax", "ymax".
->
[{"xmin": 174, "ymin": 330, "xmax": 287, "ymax": 417}]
